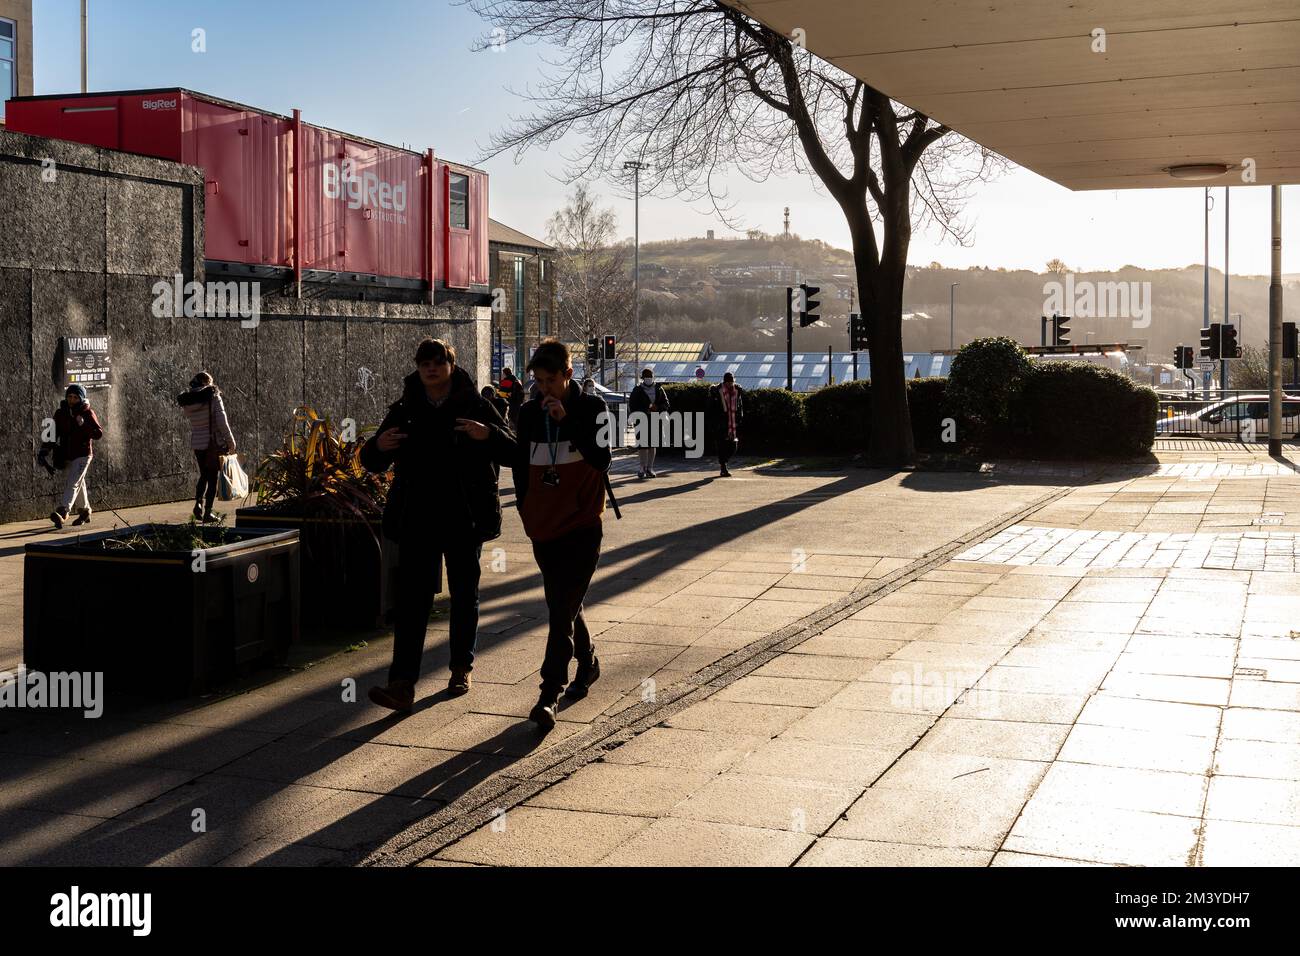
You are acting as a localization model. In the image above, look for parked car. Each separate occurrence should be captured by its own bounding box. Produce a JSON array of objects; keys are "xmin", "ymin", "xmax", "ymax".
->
[{"xmin": 1157, "ymin": 394, "xmax": 1300, "ymax": 439}]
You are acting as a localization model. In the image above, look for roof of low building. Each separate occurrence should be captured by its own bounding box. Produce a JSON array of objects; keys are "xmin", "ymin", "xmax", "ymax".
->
[{"xmin": 489, "ymin": 219, "xmax": 554, "ymax": 251}]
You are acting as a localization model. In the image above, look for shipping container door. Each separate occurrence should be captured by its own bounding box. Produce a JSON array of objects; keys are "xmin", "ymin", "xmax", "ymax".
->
[
  {"xmin": 445, "ymin": 167, "xmax": 471, "ymax": 288},
  {"xmin": 188, "ymin": 99, "xmax": 252, "ymax": 264},
  {"xmin": 470, "ymin": 170, "xmax": 489, "ymax": 287}
]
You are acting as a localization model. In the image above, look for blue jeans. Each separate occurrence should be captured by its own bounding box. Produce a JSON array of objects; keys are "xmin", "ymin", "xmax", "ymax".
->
[{"xmin": 389, "ymin": 538, "xmax": 482, "ymax": 683}]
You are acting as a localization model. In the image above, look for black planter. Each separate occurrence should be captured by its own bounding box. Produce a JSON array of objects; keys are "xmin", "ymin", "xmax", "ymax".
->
[
  {"xmin": 23, "ymin": 524, "xmax": 300, "ymax": 698},
  {"xmin": 234, "ymin": 505, "xmax": 390, "ymax": 628}
]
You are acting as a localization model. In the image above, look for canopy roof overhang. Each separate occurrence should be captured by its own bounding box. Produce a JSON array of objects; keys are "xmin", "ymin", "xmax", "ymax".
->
[{"xmin": 724, "ymin": 0, "xmax": 1300, "ymax": 190}]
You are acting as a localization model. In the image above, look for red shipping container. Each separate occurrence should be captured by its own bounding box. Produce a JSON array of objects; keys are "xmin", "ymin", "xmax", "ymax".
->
[{"xmin": 7, "ymin": 88, "xmax": 489, "ymax": 291}]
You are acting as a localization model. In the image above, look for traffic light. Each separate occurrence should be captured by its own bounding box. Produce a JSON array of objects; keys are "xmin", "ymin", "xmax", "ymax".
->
[
  {"xmin": 1174, "ymin": 345, "xmax": 1193, "ymax": 369},
  {"xmin": 1284, "ymin": 323, "xmax": 1298, "ymax": 360},
  {"xmin": 849, "ymin": 313, "xmax": 869, "ymax": 351},
  {"xmin": 586, "ymin": 337, "xmax": 599, "ymax": 367},
  {"xmin": 1201, "ymin": 324, "xmax": 1221, "ymax": 360},
  {"xmin": 798, "ymin": 283, "xmax": 821, "ymax": 328},
  {"xmin": 603, "ymin": 335, "xmax": 616, "ymax": 361},
  {"xmin": 1052, "ymin": 314, "xmax": 1071, "ymax": 347},
  {"xmin": 1220, "ymin": 323, "xmax": 1240, "ymax": 359}
]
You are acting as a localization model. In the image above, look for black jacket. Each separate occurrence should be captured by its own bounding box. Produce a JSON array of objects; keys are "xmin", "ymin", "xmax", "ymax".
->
[
  {"xmin": 707, "ymin": 383, "xmax": 745, "ymax": 437},
  {"xmin": 361, "ymin": 366, "xmax": 516, "ymax": 543},
  {"xmin": 628, "ymin": 381, "xmax": 670, "ymax": 416}
]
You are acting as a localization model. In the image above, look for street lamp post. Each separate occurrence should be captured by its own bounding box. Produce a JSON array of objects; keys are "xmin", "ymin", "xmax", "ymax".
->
[
  {"xmin": 623, "ymin": 160, "xmax": 649, "ymax": 378},
  {"xmin": 949, "ymin": 282, "xmax": 958, "ymax": 350}
]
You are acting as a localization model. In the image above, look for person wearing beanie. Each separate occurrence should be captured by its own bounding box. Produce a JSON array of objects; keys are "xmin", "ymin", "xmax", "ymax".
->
[
  {"xmin": 50, "ymin": 384, "xmax": 104, "ymax": 530},
  {"xmin": 178, "ymin": 371, "xmax": 238, "ymax": 522}
]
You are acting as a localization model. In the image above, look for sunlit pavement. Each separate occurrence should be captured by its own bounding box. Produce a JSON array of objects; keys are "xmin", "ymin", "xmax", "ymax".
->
[{"xmin": 1, "ymin": 443, "xmax": 1297, "ymax": 866}]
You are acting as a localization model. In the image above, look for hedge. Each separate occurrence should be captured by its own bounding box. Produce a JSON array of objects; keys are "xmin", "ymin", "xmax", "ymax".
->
[
  {"xmin": 1022, "ymin": 361, "xmax": 1158, "ymax": 457},
  {"xmin": 657, "ymin": 351, "xmax": 1156, "ymax": 462}
]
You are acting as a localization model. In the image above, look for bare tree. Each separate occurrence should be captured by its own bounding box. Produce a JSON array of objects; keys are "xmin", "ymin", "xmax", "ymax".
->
[
  {"xmin": 467, "ymin": 0, "xmax": 1005, "ymax": 465},
  {"xmin": 1046, "ymin": 259, "xmax": 1070, "ymax": 276},
  {"xmin": 547, "ymin": 183, "xmax": 636, "ymax": 383}
]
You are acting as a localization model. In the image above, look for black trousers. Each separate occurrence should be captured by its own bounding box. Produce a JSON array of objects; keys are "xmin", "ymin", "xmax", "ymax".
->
[
  {"xmin": 389, "ymin": 537, "xmax": 482, "ymax": 683},
  {"xmin": 193, "ymin": 449, "xmax": 219, "ymax": 514},
  {"xmin": 533, "ymin": 522, "xmax": 603, "ymax": 693},
  {"xmin": 718, "ymin": 435, "xmax": 737, "ymax": 467}
]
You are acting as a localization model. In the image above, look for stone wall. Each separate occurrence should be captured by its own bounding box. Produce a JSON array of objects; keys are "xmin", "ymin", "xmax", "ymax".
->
[{"xmin": 0, "ymin": 130, "xmax": 489, "ymax": 522}]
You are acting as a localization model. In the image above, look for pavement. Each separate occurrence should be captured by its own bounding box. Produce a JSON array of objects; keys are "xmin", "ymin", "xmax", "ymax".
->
[{"xmin": 1, "ymin": 442, "xmax": 1298, "ymax": 866}]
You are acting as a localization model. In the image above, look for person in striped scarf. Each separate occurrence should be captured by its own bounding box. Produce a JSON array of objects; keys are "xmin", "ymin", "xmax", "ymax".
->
[{"xmin": 707, "ymin": 372, "xmax": 744, "ymax": 478}]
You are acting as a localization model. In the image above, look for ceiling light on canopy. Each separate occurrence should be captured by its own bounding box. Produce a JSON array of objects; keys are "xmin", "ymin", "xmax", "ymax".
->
[{"xmin": 1165, "ymin": 163, "xmax": 1233, "ymax": 181}]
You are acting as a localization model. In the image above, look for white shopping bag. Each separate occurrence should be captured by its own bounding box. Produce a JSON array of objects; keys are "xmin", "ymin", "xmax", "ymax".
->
[{"xmin": 217, "ymin": 454, "xmax": 250, "ymax": 501}]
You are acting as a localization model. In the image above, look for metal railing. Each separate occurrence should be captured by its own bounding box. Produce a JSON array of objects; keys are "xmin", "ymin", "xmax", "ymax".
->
[{"xmin": 1156, "ymin": 389, "xmax": 1300, "ymax": 439}]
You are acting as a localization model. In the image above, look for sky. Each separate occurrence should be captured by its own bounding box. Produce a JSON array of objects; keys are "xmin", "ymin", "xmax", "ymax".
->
[{"xmin": 28, "ymin": 0, "xmax": 1300, "ymax": 276}]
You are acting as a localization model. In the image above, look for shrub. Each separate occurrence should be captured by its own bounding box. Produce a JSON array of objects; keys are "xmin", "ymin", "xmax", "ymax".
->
[
  {"xmin": 1021, "ymin": 361, "xmax": 1158, "ymax": 458},
  {"xmin": 660, "ymin": 382, "xmax": 715, "ymax": 457},
  {"xmin": 907, "ymin": 377, "xmax": 957, "ymax": 452},
  {"xmin": 947, "ymin": 337, "xmax": 1032, "ymax": 439},
  {"xmin": 804, "ymin": 380, "xmax": 870, "ymax": 454},
  {"xmin": 744, "ymin": 387, "xmax": 809, "ymax": 456}
]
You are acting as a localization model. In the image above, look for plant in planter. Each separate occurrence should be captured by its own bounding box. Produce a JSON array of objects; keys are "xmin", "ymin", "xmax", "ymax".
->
[
  {"xmin": 236, "ymin": 407, "xmax": 392, "ymax": 628},
  {"xmin": 24, "ymin": 521, "xmax": 300, "ymax": 698}
]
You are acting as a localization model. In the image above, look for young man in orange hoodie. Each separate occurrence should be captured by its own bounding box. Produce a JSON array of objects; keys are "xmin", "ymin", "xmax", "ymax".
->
[{"xmin": 512, "ymin": 340, "xmax": 612, "ymax": 729}]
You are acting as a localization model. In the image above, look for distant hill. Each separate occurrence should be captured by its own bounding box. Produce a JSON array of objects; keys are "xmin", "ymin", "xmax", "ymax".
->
[{"xmin": 634, "ymin": 234, "xmax": 1300, "ymax": 359}]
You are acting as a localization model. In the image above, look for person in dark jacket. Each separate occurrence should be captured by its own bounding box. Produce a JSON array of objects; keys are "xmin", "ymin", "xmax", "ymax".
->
[
  {"xmin": 481, "ymin": 385, "xmax": 509, "ymax": 421},
  {"xmin": 512, "ymin": 339, "xmax": 612, "ymax": 730},
  {"xmin": 361, "ymin": 338, "xmax": 516, "ymax": 710},
  {"xmin": 498, "ymin": 367, "xmax": 526, "ymax": 430},
  {"xmin": 50, "ymin": 384, "xmax": 104, "ymax": 529},
  {"xmin": 178, "ymin": 372, "xmax": 238, "ymax": 522},
  {"xmin": 628, "ymin": 368, "xmax": 670, "ymax": 479},
  {"xmin": 707, "ymin": 372, "xmax": 745, "ymax": 478}
]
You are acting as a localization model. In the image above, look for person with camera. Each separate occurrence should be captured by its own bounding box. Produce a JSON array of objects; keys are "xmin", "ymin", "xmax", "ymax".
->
[
  {"xmin": 361, "ymin": 338, "xmax": 516, "ymax": 711},
  {"xmin": 178, "ymin": 371, "xmax": 237, "ymax": 523},
  {"xmin": 628, "ymin": 367, "xmax": 670, "ymax": 479},
  {"xmin": 707, "ymin": 371, "xmax": 745, "ymax": 478},
  {"xmin": 512, "ymin": 339, "xmax": 612, "ymax": 730},
  {"xmin": 48, "ymin": 384, "xmax": 104, "ymax": 530}
]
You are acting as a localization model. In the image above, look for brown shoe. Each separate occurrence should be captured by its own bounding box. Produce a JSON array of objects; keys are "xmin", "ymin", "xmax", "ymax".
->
[
  {"xmin": 447, "ymin": 669, "xmax": 471, "ymax": 696},
  {"xmin": 368, "ymin": 680, "xmax": 415, "ymax": 713}
]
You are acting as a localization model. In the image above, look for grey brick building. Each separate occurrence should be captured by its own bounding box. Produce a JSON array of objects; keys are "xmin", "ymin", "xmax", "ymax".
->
[{"xmin": 488, "ymin": 219, "xmax": 555, "ymax": 377}]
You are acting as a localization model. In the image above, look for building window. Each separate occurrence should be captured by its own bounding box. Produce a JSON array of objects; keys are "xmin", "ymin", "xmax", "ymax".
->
[
  {"xmin": 538, "ymin": 257, "xmax": 547, "ymax": 284},
  {"xmin": 448, "ymin": 172, "xmax": 469, "ymax": 230},
  {"xmin": 513, "ymin": 257, "xmax": 525, "ymax": 363},
  {"xmin": 0, "ymin": 19, "xmax": 16, "ymax": 122},
  {"xmin": 539, "ymin": 309, "xmax": 550, "ymax": 337}
]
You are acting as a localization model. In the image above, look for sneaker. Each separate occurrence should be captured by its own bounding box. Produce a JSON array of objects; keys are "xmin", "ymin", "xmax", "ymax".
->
[
  {"xmin": 201, "ymin": 511, "xmax": 221, "ymax": 524},
  {"xmin": 529, "ymin": 691, "xmax": 561, "ymax": 730},
  {"xmin": 368, "ymin": 680, "xmax": 415, "ymax": 713},
  {"xmin": 647, "ymin": 470, "xmax": 658, "ymax": 478},
  {"xmin": 192, "ymin": 504, "xmax": 204, "ymax": 521},
  {"xmin": 447, "ymin": 669, "xmax": 472, "ymax": 696},
  {"xmin": 564, "ymin": 656, "xmax": 601, "ymax": 700},
  {"xmin": 49, "ymin": 510, "xmax": 66, "ymax": 530},
  {"xmin": 720, "ymin": 466, "xmax": 732, "ymax": 477},
  {"xmin": 637, "ymin": 470, "xmax": 647, "ymax": 480},
  {"xmin": 71, "ymin": 508, "xmax": 92, "ymax": 527}
]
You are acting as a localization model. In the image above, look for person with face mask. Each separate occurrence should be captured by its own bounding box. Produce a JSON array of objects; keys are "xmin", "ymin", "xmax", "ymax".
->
[
  {"xmin": 627, "ymin": 368, "xmax": 670, "ymax": 479},
  {"xmin": 49, "ymin": 384, "xmax": 104, "ymax": 529}
]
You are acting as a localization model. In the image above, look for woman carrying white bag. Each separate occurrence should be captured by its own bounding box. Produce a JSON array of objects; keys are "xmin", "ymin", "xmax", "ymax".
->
[{"xmin": 178, "ymin": 371, "xmax": 239, "ymax": 523}]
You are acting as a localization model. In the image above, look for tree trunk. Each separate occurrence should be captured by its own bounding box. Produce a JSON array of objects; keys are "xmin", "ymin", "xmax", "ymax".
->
[{"xmin": 862, "ymin": 258, "xmax": 915, "ymax": 467}]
